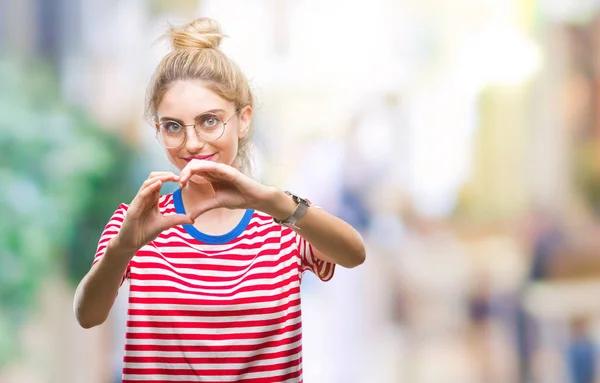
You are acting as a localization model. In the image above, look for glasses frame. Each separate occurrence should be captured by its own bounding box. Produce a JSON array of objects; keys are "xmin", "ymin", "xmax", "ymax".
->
[{"xmin": 156, "ymin": 108, "xmax": 241, "ymax": 149}]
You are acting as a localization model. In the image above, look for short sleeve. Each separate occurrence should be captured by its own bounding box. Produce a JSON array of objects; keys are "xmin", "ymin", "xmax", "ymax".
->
[
  {"xmin": 92, "ymin": 203, "xmax": 130, "ymax": 285},
  {"xmin": 295, "ymin": 233, "xmax": 336, "ymax": 282}
]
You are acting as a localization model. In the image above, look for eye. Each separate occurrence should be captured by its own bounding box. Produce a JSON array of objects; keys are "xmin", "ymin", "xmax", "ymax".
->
[
  {"xmin": 201, "ymin": 116, "xmax": 220, "ymax": 129},
  {"xmin": 161, "ymin": 121, "xmax": 182, "ymax": 133}
]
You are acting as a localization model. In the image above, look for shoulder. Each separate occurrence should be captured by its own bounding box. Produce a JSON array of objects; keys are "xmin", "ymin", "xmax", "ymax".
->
[
  {"xmin": 248, "ymin": 210, "xmax": 299, "ymax": 241},
  {"xmin": 112, "ymin": 202, "xmax": 129, "ymax": 214},
  {"xmin": 241, "ymin": 210, "xmax": 291, "ymax": 239},
  {"xmin": 249, "ymin": 210, "xmax": 280, "ymax": 230}
]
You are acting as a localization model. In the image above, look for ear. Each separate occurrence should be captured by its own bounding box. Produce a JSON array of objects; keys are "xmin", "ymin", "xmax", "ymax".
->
[{"xmin": 237, "ymin": 105, "xmax": 253, "ymax": 139}]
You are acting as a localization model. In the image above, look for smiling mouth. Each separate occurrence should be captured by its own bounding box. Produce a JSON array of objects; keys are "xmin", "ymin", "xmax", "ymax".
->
[{"xmin": 184, "ymin": 154, "xmax": 216, "ymax": 162}]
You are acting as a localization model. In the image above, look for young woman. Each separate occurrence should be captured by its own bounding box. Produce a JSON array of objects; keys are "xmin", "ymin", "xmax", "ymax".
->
[{"xmin": 73, "ymin": 17, "xmax": 366, "ymax": 382}]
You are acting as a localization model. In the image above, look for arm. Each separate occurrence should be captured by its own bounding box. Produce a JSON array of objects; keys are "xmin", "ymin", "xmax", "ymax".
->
[
  {"xmin": 258, "ymin": 188, "xmax": 366, "ymax": 268},
  {"xmin": 73, "ymin": 171, "xmax": 194, "ymax": 329},
  {"xmin": 177, "ymin": 160, "xmax": 367, "ymax": 269},
  {"xmin": 73, "ymin": 239, "xmax": 135, "ymax": 328}
]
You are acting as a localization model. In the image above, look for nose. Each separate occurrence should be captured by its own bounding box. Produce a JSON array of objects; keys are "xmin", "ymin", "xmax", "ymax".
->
[{"xmin": 184, "ymin": 126, "xmax": 206, "ymax": 152}]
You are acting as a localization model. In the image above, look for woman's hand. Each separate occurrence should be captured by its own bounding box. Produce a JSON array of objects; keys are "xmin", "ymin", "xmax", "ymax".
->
[
  {"xmin": 179, "ymin": 160, "xmax": 274, "ymax": 217},
  {"xmin": 114, "ymin": 172, "xmax": 194, "ymax": 253}
]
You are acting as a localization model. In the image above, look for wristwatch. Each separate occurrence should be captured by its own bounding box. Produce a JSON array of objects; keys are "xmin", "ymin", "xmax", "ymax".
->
[{"xmin": 273, "ymin": 191, "xmax": 311, "ymax": 229}]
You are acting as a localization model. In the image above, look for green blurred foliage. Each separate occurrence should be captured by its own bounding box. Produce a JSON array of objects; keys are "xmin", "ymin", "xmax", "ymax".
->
[{"xmin": 0, "ymin": 59, "xmax": 137, "ymax": 366}]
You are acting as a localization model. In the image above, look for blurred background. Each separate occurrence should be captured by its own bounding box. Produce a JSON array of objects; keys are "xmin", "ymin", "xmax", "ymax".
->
[{"xmin": 2, "ymin": 0, "xmax": 600, "ymax": 382}]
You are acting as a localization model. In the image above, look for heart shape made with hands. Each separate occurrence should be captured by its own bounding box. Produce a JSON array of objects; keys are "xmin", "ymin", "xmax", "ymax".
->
[{"xmin": 179, "ymin": 159, "xmax": 267, "ymax": 219}]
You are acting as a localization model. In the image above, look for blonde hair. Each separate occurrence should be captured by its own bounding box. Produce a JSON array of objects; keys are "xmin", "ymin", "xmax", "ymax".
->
[{"xmin": 146, "ymin": 17, "xmax": 255, "ymax": 175}]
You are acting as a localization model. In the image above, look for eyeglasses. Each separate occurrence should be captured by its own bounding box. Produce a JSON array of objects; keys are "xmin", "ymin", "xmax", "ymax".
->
[{"xmin": 156, "ymin": 109, "xmax": 240, "ymax": 149}]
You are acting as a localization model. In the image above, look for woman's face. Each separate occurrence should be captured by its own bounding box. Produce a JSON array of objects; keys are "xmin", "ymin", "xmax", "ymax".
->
[{"xmin": 156, "ymin": 80, "xmax": 251, "ymax": 184}]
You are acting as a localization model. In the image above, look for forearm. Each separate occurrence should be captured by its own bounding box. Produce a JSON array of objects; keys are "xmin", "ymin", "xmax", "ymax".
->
[
  {"xmin": 258, "ymin": 188, "xmax": 366, "ymax": 268},
  {"xmin": 73, "ymin": 239, "xmax": 134, "ymax": 328}
]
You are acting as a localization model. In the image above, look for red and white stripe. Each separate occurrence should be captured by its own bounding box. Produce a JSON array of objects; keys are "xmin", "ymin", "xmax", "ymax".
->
[{"xmin": 92, "ymin": 193, "xmax": 335, "ymax": 382}]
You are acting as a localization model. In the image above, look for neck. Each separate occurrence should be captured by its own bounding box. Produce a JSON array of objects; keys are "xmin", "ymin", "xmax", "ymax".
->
[
  {"xmin": 184, "ymin": 179, "xmax": 215, "ymax": 201},
  {"xmin": 181, "ymin": 179, "xmax": 240, "ymax": 221},
  {"xmin": 181, "ymin": 179, "xmax": 219, "ymax": 214},
  {"xmin": 180, "ymin": 179, "xmax": 248, "ymax": 233}
]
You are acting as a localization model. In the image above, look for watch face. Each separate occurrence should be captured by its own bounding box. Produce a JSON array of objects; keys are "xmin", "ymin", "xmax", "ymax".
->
[
  {"xmin": 283, "ymin": 191, "xmax": 311, "ymax": 207},
  {"xmin": 292, "ymin": 195, "xmax": 310, "ymax": 206}
]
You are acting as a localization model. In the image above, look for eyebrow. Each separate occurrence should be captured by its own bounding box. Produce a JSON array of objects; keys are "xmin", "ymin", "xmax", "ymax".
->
[{"xmin": 158, "ymin": 109, "xmax": 226, "ymax": 123}]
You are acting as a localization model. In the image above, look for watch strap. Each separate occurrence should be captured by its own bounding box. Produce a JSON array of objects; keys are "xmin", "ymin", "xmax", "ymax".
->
[{"xmin": 273, "ymin": 191, "xmax": 310, "ymax": 229}]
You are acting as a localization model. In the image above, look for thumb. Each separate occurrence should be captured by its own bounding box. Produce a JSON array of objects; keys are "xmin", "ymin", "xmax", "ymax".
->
[
  {"xmin": 160, "ymin": 213, "xmax": 194, "ymax": 230},
  {"xmin": 189, "ymin": 199, "xmax": 222, "ymax": 220}
]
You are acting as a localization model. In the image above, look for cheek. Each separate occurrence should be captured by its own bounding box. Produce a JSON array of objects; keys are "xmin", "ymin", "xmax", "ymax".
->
[
  {"xmin": 213, "ymin": 132, "xmax": 238, "ymax": 155},
  {"xmin": 222, "ymin": 140, "xmax": 239, "ymax": 163},
  {"xmin": 165, "ymin": 149, "xmax": 186, "ymax": 170}
]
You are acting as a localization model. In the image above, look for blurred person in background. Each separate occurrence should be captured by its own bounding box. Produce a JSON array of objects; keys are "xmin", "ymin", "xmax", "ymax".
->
[
  {"xmin": 568, "ymin": 316, "xmax": 596, "ymax": 383},
  {"xmin": 72, "ymin": 17, "xmax": 365, "ymax": 383},
  {"xmin": 523, "ymin": 212, "xmax": 600, "ymax": 383}
]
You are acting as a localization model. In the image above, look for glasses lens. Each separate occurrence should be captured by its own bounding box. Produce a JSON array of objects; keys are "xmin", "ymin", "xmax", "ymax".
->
[
  {"xmin": 158, "ymin": 121, "xmax": 185, "ymax": 148},
  {"xmin": 196, "ymin": 117, "xmax": 225, "ymax": 141}
]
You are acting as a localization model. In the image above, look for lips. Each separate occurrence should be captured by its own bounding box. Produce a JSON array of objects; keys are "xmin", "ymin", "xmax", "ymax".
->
[{"xmin": 184, "ymin": 154, "xmax": 216, "ymax": 162}]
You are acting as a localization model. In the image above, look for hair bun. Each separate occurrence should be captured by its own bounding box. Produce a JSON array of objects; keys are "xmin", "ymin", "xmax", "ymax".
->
[{"xmin": 170, "ymin": 17, "xmax": 224, "ymax": 50}]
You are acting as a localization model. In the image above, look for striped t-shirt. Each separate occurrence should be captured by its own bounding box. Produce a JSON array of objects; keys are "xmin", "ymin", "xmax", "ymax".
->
[{"xmin": 92, "ymin": 189, "xmax": 335, "ymax": 382}]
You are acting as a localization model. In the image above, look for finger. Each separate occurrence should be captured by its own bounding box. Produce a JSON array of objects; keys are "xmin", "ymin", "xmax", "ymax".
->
[
  {"xmin": 159, "ymin": 213, "xmax": 194, "ymax": 230},
  {"xmin": 180, "ymin": 171, "xmax": 217, "ymax": 189},
  {"xmin": 180, "ymin": 168, "xmax": 232, "ymax": 189},
  {"xmin": 190, "ymin": 170, "xmax": 220, "ymax": 183},
  {"xmin": 189, "ymin": 199, "xmax": 222, "ymax": 220},
  {"xmin": 179, "ymin": 160, "xmax": 219, "ymax": 187},
  {"xmin": 140, "ymin": 173, "xmax": 180, "ymax": 192},
  {"xmin": 149, "ymin": 171, "xmax": 179, "ymax": 178},
  {"xmin": 198, "ymin": 166, "xmax": 238, "ymax": 185},
  {"xmin": 145, "ymin": 172, "xmax": 180, "ymax": 185},
  {"xmin": 138, "ymin": 180, "xmax": 163, "ymax": 200},
  {"xmin": 179, "ymin": 167, "xmax": 196, "ymax": 187}
]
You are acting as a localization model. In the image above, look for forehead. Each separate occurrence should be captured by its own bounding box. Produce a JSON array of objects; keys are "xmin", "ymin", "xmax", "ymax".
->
[{"xmin": 157, "ymin": 80, "xmax": 231, "ymax": 118}]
